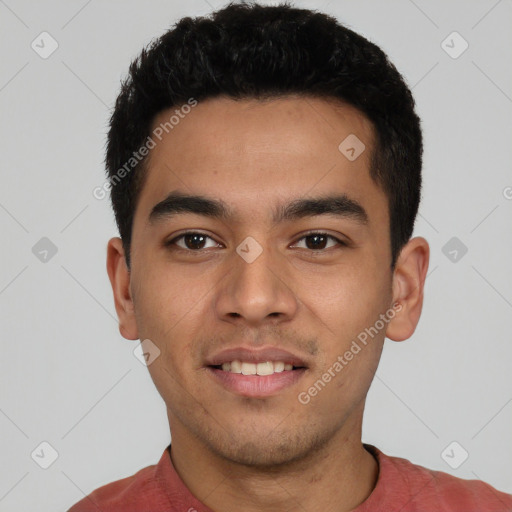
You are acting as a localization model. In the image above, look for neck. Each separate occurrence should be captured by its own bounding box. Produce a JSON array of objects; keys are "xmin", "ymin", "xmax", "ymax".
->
[{"xmin": 168, "ymin": 406, "xmax": 379, "ymax": 512}]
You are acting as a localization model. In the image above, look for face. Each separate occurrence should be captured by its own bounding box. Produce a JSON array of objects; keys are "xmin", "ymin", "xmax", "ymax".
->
[{"xmin": 116, "ymin": 96, "xmax": 406, "ymax": 467}]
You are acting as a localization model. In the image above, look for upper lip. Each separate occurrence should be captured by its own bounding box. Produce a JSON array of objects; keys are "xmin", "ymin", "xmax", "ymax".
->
[{"xmin": 205, "ymin": 346, "xmax": 308, "ymax": 367}]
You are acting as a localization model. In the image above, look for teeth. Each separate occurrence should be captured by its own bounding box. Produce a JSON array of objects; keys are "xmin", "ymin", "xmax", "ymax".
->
[
  {"xmin": 241, "ymin": 362, "xmax": 257, "ymax": 375},
  {"xmin": 256, "ymin": 361, "xmax": 274, "ymax": 376},
  {"xmin": 230, "ymin": 360, "xmax": 242, "ymax": 373},
  {"xmin": 274, "ymin": 361, "xmax": 285, "ymax": 373},
  {"xmin": 217, "ymin": 360, "xmax": 299, "ymax": 375}
]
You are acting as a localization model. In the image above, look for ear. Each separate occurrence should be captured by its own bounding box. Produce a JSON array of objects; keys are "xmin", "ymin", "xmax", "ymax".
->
[
  {"xmin": 106, "ymin": 237, "xmax": 139, "ymax": 340},
  {"xmin": 385, "ymin": 236, "xmax": 430, "ymax": 342}
]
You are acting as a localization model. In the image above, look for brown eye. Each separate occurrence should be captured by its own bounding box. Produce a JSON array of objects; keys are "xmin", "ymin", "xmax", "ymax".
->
[
  {"xmin": 292, "ymin": 233, "xmax": 345, "ymax": 251},
  {"xmin": 166, "ymin": 232, "xmax": 219, "ymax": 251}
]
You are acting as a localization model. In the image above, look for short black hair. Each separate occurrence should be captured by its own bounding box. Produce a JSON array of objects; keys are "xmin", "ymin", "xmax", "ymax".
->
[{"xmin": 105, "ymin": 1, "xmax": 422, "ymax": 269}]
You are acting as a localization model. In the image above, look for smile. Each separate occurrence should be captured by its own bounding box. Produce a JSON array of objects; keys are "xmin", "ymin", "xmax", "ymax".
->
[
  {"xmin": 207, "ymin": 361, "xmax": 307, "ymax": 397},
  {"xmin": 212, "ymin": 360, "xmax": 303, "ymax": 375}
]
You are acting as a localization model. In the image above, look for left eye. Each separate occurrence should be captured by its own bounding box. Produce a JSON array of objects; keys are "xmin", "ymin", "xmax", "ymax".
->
[
  {"xmin": 166, "ymin": 231, "xmax": 345, "ymax": 252},
  {"xmin": 291, "ymin": 233, "xmax": 345, "ymax": 251}
]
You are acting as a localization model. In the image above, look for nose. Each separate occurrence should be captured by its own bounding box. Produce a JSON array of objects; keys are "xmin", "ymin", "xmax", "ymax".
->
[{"xmin": 214, "ymin": 238, "xmax": 299, "ymax": 327}]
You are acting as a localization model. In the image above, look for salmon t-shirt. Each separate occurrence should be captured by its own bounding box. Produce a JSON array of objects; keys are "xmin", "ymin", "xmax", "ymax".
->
[{"xmin": 68, "ymin": 443, "xmax": 512, "ymax": 512}]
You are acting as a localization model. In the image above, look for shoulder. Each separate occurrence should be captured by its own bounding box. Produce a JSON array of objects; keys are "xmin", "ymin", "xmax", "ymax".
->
[
  {"xmin": 67, "ymin": 463, "xmax": 160, "ymax": 512},
  {"xmin": 376, "ymin": 447, "xmax": 512, "ymax": 511}
]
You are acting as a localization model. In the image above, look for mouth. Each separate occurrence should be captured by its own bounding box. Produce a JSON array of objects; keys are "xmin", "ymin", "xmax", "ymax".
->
[
  {"xmin": 206, "ymin": 359, "xmax": 308, "ymax": 397},
  {"xmin": 204, "ymin": 346, "xmax": 309, "ymax": 397},
  {"xmin": 208, "ymin": 360, "xmax": 306, "ymax": 375}
]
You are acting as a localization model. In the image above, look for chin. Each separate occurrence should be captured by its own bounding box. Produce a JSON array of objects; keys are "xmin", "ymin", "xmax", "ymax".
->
[{"xmin": 208, "ymin": 427, "xmax": 329, "ymax": 469}]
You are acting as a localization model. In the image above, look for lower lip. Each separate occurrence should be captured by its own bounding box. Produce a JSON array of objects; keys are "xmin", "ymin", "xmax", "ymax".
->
[{"xmin": 207, "ymin": 367, "xmax": 307, "ymax": 398}]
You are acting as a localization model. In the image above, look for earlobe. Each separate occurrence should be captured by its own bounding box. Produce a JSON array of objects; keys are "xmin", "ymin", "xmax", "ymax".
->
[
  {"xmin": 385, "ymin": 236, "xmax": 430, "ymax": 342},
  {"xmin": 106, "ymin": 237, "xmax": 139, "ymax": 340}
]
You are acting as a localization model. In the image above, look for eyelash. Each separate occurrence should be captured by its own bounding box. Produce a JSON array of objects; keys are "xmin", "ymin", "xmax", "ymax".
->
[{"xmin": 165, "ymin": 231, "xmax": 347, "ymax": 253}]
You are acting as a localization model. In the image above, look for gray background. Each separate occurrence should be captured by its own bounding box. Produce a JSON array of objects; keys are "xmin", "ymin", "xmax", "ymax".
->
[{"xmin": 0, "ymin": 0, "xmax": 511, "ymax": 510}]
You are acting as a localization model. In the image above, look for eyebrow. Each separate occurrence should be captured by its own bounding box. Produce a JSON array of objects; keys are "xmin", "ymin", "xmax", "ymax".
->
[{"xmin": 148, "ymin": 190, "xmax": 368, "ymax": 225}]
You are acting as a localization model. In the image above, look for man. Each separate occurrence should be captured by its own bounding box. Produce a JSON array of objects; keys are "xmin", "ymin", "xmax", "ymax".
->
[{"xmin": 69, "ymin": 2, "xmax": 512, "ymax": 511}]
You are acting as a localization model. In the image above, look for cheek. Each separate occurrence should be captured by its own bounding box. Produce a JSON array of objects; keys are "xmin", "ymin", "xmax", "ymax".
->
[
  {"xmin": 301, "ymin": 258, "xmax": 391, "ymax": 390},
  {"xmin": 303, "ymin": 260, "xmax": 389, "ymax": 328},
  {"xmin": 139, "ymin": 288, "xmax": 201, "ymax": 410},
  {"xmin": 131, "ymin": 271, "xmax": 202, "ymax": 391},
  {"xmin": 134, "ymin": 262, "xmax": 197, "ymax": 329}
]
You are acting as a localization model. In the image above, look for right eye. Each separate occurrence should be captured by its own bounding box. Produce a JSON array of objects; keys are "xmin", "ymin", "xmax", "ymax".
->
[{"xmin": 165, "ymin": 231, "xmax": 222, "ymax": 252}]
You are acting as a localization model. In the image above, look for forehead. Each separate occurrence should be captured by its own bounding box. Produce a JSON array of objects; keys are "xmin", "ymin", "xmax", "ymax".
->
[{"xmin": 136, "ymin": 96, "xmax": 386, "ymax": 227}]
